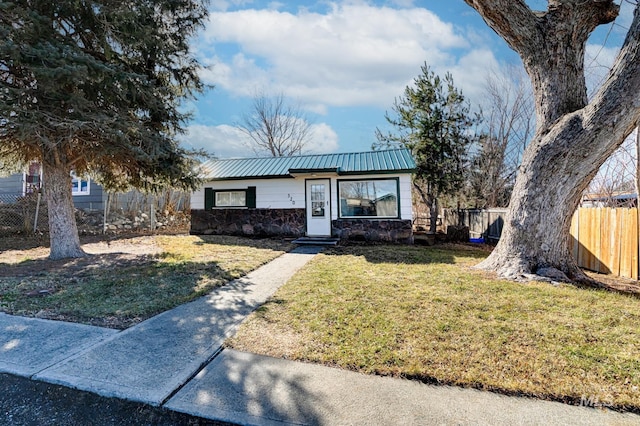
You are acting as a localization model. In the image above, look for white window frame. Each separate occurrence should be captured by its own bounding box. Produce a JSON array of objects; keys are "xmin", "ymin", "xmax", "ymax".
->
[
  {"xmin": 215, "ymin": 190, "xmax": 246, "ymax": 207},
  {"xmin": 338, "ymin": 178, "xmax": 400, "ymax": 219},
  {"xmin": 71, "ymin": 173, "xmax": 91, "ymax": 196}
]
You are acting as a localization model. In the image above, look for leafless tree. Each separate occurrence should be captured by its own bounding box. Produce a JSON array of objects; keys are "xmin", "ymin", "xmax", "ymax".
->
[
  {"xmin": 238, "ymin": 91, "xmax": 313, "ymax": 157},
  {"xmin": 468, "ymin": 66, "xmax": 534, "ymax": 208},
  {"xmin": 585, "ymin": 131, "xmax": 637, "ymax": 206},
  {"xmin": 464, "ymin": 0, "xmax": 640, "ymax": 284}
]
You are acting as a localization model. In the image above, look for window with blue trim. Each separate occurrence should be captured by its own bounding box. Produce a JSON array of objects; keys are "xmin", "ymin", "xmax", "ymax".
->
[{"xmin": 71, "ymin": 173, "xmax": 90, "ymax": 195}]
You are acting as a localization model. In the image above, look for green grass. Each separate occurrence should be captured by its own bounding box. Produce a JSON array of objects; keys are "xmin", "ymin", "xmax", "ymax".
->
[
  {"xmin": 0, "ymin": 235, "xmax": 292, "ymax": 328},
  {"xmin": 227, "ymin": 244, "xmax": 640, "ymax": 412}
]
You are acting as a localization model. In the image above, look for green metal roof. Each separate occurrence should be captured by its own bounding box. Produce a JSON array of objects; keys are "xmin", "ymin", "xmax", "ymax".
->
[{"xmin": 199, "ymin": 148, "xmax": 416, "ymax": 180}]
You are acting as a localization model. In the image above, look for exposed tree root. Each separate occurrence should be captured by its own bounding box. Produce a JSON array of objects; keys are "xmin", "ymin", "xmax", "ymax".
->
[
  {"xmin": 475, "ymin": 254, "xmax": 607, "ymax": 289},
  {"xmin": 48, "ymin": 248, "xmax": 88, "ymax": 261}
]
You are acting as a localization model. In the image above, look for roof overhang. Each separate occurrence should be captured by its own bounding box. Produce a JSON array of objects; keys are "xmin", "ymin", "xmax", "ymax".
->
[{"xmin": 288, "ymin": 167, "xmax": 341, "ymax": 178}]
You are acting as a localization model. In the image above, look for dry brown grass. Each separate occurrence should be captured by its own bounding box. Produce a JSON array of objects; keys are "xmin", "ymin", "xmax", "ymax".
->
[
  {"xmin": 0, "ymin": 235, "xmax": 293, "ymax": 329},
  {"xmin": 227, "ymin": 244, "xmax": 640, "ymax": 412}
]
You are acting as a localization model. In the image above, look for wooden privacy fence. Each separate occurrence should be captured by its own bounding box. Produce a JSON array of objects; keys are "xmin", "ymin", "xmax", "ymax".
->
[
  {"xmin": 443, "ymin": 207, "xmax": 639, "ymax": 280},
  {"xmin": 570, "ymin": 208, "xmax": 639, "ymax": 280},
  {"xmin": 442, "ymin": 209, "xmax": 508, "ymax": 242}
]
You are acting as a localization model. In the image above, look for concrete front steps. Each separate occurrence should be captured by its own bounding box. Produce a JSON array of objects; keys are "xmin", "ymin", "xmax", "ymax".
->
[{"xmin": 291, "ymin": 237, "xmax": 339, "ymax": 246}]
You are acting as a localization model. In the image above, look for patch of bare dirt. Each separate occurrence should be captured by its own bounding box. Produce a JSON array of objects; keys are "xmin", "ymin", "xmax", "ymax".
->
[
  {"xmin": 0, "ymin": 235, "xmax": 168, "ymax": 329},
  {"xmin": 585, "ymin": 271, "xmax": 640, "ymax": 295},
  {"xmin": 0, "ymin": 236, "xmax": 162, "ymax": 278}
]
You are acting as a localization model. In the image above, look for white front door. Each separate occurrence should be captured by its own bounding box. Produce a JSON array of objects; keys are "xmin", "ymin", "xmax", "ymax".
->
[{"xmin": 306, "ymin": 179, "xmax": 331, "ymax": 236}]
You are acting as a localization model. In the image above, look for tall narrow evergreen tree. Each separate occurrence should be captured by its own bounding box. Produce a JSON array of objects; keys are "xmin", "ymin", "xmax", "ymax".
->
[
  {"xmin": 376, "ymin": 64, "xmax": 478, "ymax": 233},
  {"xmin": 0, "ymin": 0, "xmax": 208, "ymax": 259}
]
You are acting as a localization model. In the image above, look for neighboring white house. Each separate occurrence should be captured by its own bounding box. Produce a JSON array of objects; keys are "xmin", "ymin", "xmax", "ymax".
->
[{"xmin": 191, "ymin": 148, "xmax": 416, "ymax": 243}]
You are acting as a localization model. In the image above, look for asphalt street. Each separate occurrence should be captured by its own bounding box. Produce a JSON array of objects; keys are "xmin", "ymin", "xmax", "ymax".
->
[{"xmin": 0, "ymin": 373, "xmax": 230, "ymax": 426}]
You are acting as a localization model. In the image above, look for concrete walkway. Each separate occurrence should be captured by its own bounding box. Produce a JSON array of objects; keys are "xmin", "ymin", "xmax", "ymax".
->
[{"xmin": 1, "ymin": 246, "xmax": 639, "ymax": 425}]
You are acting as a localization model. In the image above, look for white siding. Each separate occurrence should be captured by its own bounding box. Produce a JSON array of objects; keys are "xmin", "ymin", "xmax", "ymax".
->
[
  {"xmin": 399, "ymin": 173, "xmax": 413, "ymax": 220},
  {"xmin": 191, "ymin": 187, "xmax": 206, "ymax": 210},
  {"xmin": 191, "ymin": 178, "xmax": 304, "ymax": 210},
  {"xmin": 330, "ymin": 173, "xmax": 413, "ymax": 220},
  {"xmin": 192, "ymin": 173, "xmax": 413, "ymax": 220}
]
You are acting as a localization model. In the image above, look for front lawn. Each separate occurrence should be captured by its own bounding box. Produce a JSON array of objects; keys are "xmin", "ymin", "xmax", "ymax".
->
[
  {"xmin": 227, "ymin": 244, "xmax": 640, "ymax": 412},
  {"xmin": 0, "ymin": 235, "xmax": 293, "ymax": 329}
]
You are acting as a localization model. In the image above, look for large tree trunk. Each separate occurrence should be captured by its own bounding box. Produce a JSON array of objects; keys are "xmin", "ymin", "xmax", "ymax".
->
[
  {"xmin": 43, "ymin": 153, "xmax": 86, "ymax": 260},
  {"xmin": 478, "ymin": 120, "xmax": 619, "ymax": 281},
  {"xmin": 413, "ymin": 180, "xmax": 439, "ymax": 233},
  {"xmin": 464, "ymin": 0, "xmax": 640, "ymax": 281}
]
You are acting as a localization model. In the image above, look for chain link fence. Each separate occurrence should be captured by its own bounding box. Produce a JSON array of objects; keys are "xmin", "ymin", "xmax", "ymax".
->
[{"xmin": 0, "ymin": 190, "xmax": 191, "ymax": 237}]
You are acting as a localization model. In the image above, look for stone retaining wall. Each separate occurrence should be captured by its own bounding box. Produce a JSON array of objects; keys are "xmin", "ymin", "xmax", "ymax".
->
[
  {"xmin": 332, "ymin": 218, "xmax": 413, "ymax": 243},
  {"xmin": 191, "ymin": 208, "xmax": 306, "ymax": 237}
]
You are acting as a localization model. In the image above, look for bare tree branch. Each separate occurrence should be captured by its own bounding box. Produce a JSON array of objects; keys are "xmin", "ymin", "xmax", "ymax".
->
[
  {"xmin": 468, "ymin": 66, "xmax": 534, "ymax": 208},
  {"xmin": 238, "ymin": 91, "xmax": 313, "ymax": 157},
  {"xmin": 465, "ymin": 0, "xmax": 620, "ymax": 129},
  {"xmin": 462, "ymin": 0, "xmax": 539, "ymax": 55}
]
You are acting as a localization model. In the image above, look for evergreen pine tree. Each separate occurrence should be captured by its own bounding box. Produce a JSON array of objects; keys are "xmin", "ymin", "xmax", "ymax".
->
[
  {"xmin": 376, "ymin": 63, "xmax": 479, "ymax": 233},
  {"xmin": 0, "ymin": 0, "xmax": 208, "ymax": 259}
]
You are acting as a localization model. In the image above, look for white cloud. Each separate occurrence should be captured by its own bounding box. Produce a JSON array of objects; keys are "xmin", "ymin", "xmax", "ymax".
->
[
  {"xmin": 180, "ymin": 122, "xmax": 340, "ymax": 158},
  {"xmin": 585, "ymin": 44, "xmax": 621, "ymax": 96},
  {"xmin": 389, "ymin": 0, "xmax": 416, "ymax": 8},
  {"xmin": 447, "ymin": 49, "xmax": 501, "ymax": 102},
  {"xmin": 201, "ymin": 54, "xmax": 270, "ymax": 97},
  {"xmin": 307, "ymin": 123, "xmax": 340, "ymax": 154},
  {"xmin": 614, "ymin": 0, "xmax": 635, "ymax": 34},
  {"xmin": 180, "ymin": 124, "xmax": 249, "ymax": 158},
  {"xmin": 198, "ymin": 3, "xmax": 486, "ymax": 109},
  {"xmin": 586, "ymin": 44, "xmax": 619, "ymax": 72}
]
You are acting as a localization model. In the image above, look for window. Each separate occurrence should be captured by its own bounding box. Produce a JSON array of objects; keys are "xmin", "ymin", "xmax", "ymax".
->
[
  {"xmin": 338, "ymin": 179, "xmax": 399, "ymax": 218},
  {"xmin": 216, "ymin": 191, "xmax": 246, "ymax": 207},
  {"xmin": 205, "ymin": 187, "xmax": 256, "ymax": 209},
  {"xmin": 24, "ymin": 162, "xmax": 42, "ymax": 195},
  {"xmin": 310, "ymin": 184, "xmax": 326, "ymax": 217},
  {"xmin": 71, "ymin": 173, "xmax": 90, "ymax": 195}
]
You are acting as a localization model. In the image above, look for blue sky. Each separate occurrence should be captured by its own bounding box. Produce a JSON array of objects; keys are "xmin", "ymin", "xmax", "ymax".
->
[{"xmin": 181, "ymin": 0, "xmax": 633, "ymax": 158}]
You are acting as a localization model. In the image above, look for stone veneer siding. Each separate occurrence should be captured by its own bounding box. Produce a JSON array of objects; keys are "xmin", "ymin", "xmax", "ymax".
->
[
  {"xmin": 332, "ymin": 219, "xmax": 413, "ymax": 243},
  {"xmin": 191, "ymin": 209, "xmax": 413, "ymax": 243},
  {"xmin": 191, "ymin": 208, "xmax": 306, "ymax": 237}
]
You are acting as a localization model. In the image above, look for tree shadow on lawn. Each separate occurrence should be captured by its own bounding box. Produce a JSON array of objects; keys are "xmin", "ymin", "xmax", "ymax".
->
[
  {"xmin": 325, "ymin": 242, "xmax": 640, "ymax": 297},
  {"xmin": 0, "ymin": 252, "xmax": 159, "ymax": 278},
  {"xmin": 321, "ymin": 242, "xmax": 487, "ymax": 266},
  {"xmin": 0, "ymin": 232, "xmax": 163, "ymax": 252},
  {"xmin": 0, "ymin": 233, "xmax": 50, "ymax": 251},
  {"xmin": 191, "ymin": 234, "xmax": 295, "ymax": 252},
  {"xmin": 0, "ymin": 253, "xmax": 238, "ymax": 329}
]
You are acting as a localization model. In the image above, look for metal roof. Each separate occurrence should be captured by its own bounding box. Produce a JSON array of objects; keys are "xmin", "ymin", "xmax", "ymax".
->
[{"xmin": 199, "ymin": 148, "xmax": 416, "ymax": 180}]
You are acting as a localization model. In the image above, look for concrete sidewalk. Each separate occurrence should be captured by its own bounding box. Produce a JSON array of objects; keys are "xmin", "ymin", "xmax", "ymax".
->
[
  {"xmin": 166, "ymin": 349, "xmax": 640, "ymax": 426},
  {"xmin": 2, "ymin": 245, "xmax": 640, "ymax": 425},
  {"xmin": 31, "ymin": 245, "xmax": 323, "ymax": 406}
]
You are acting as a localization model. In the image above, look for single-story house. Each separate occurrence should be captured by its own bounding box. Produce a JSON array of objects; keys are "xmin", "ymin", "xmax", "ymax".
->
[
  {"xmin": 0, "ymin": 163, "xmax": 106, "ymax": 210},
  {"xmin": 190, "ymin": 148, "xmax": 417, "ymax": 243}
]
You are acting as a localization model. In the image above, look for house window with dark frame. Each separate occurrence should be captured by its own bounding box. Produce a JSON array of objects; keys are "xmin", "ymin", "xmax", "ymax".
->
[
  {"xmin": 216, "ymin": 190, "xmax": 246, "ymax": 207},
  {"xmin": 338, "ymin": 179, "xmax": 399, "ymax": 218},
  {"xmin": 205, "ymin": 186, "xmax": 256, "ymax": 209}
]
